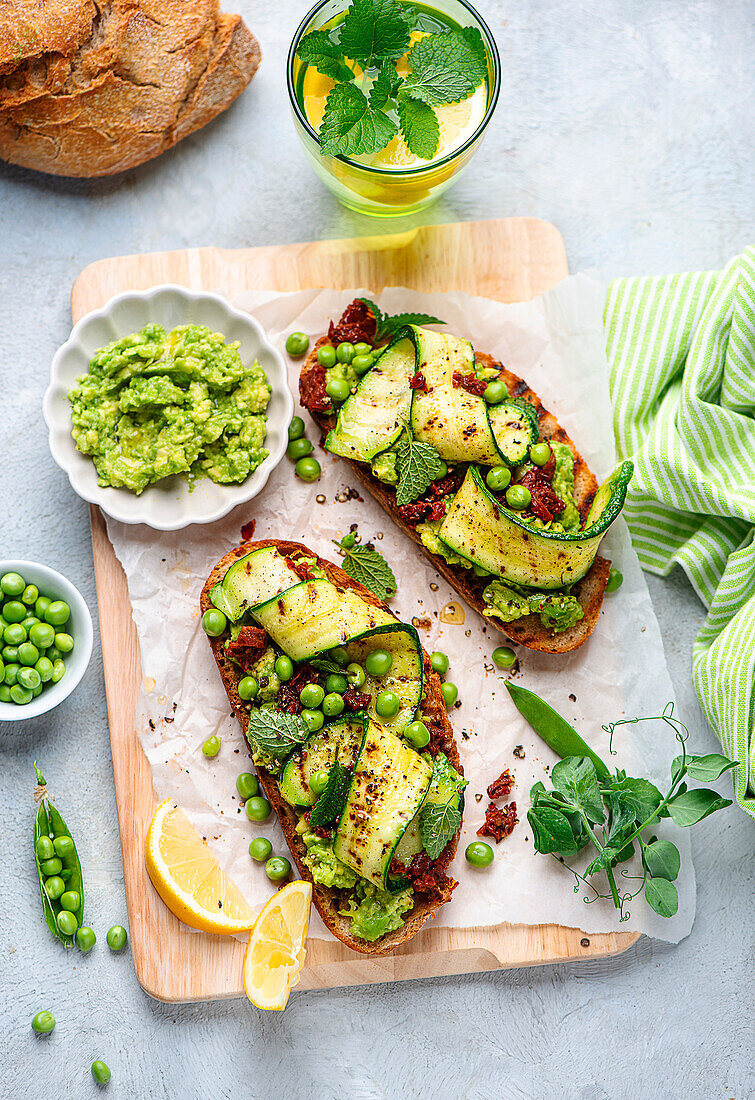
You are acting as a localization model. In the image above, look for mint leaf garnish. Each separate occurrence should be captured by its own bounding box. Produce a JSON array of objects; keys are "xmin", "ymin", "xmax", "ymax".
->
[
  {"xmin": 320, "ymin": 82, "xmax": 397, "ymax": 157},
  {"xmin": 404, "ymin": 28, "xmax": 487, "ymax": 106},
  {"xmin": 338, "ymin": 0, "xmax": 412, "ymax": 64},
  {"xmin": 309, "ymin": 760, "xmax": 353, "ymax": 829},
  {"xmin": 369, "ymin": 62, "xmax": 397, "ymax": 111},
  {"xmin": 394, "ymin": 431, "xmax": 445, "ymax": 505},
  {"xmin": 419, "ymin": 798, "xmax": 462, "ymax": 859},
  {"xmin": 356, "ymin": 298, "xmax": 446, "ymax": 339},
  {"xmin": 334, "ymin": 532, "xmax": 397, "ymax": 601},
  {"xmin": 245, "ymin": 709, "xmax": 308, "ymax": 761},
  {"xmin": 397, "ymin": 93, "xmax": 440, "ymax": 159},
  {"xmin": 296, "ymin": 30, "xmax": 355, "ymax": 83}
]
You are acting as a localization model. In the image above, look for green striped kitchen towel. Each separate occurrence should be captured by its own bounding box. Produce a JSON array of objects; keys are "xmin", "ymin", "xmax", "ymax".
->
[{"xmin": 604, "ymin": 246, "xmax": 755, "ymax": 818}]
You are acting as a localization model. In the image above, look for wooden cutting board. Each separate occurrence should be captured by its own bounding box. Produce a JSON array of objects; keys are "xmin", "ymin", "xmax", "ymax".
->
[{"xmin": 75, "ymin": 218, "xmax": 638, "ymax": 1002}]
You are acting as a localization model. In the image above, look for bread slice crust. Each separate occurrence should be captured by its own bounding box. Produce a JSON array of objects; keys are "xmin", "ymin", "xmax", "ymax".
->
[
  {"xmin": 201, "ymin": 538, "xmax": 463, "ymax": 956},
  {"xmin": 301, "ymin": 339, "xmax": 610, "ymax": 654}
]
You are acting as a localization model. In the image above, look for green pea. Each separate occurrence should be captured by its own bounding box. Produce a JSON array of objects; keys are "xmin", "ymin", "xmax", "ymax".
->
[
  {"xmin": 4, "ymin": 663, "xmax": 21, "ymax": 685},
  {"xmin": 274, "ymin": 655, "xmax": 294, "ymax": 681},
  {"xmin": 346, "ymin": 662, "xmax": 365, "ymax": 687},
  {"xmin": 21, "ymin": 615, "xmax": 40, "ymax": 633},
  {"xmin": 336, "ymin": 342, "xmax": 355, "ymax": 364},
  {"xmin": 435, "ymin": 460, "xmax": 449, "ymax": 480},
  {"xmin": 309, "ymin": 769, "xmax": 330, "ymax": 795},
  {"xmin": 322, "ymin": 692, "xmax": 345, "ymax": 717},
  {"xmin": 91, "ymin": 1060, "xmax": 111, "ymax": 1085},
  {"xmin": 245, "ymin": 796, "xmax": 272, "ymax": 822},
  {"xmin": 35, "ymin": 596, "xmax": 51, "ymax": 618},
  {"xmin": 18, "ymin": 644, "xmax": 40, "ymax": 669},
  {"xmin": 0, "ymin": 684, "xmax": 11, "ymax": 703},
  {"xmin": 53, "ymin": 835, "xmax": 75, "ymax": 859},
  {"xmin": 249, "ymin": 837, "xmax": 273, "ymax": 862},
  {"xmin": 29, "ymin": 622, "xmax": 55, "ymax": 649},
  {"xmin": 492, "ymin": 646, "xmax": 517, "ymax": 669},
  {"xmin": 44, "ymin": 601, "xmax": 70, "ymax": 627},
  {"xmin": 529, "ymin": 441, "xmax": 552, "ymax": 466},
  {"xmin": 60, "ymin": 890, "xmax": 81, "ymax": 912},
  {"xmin": 41, "ymin": 857, "xmax": 62, "ymax": 875},
  {"xmin": 299, "ymin": 683, "xmax": 325, "ymax": 708},
  {"xmin": 44, "ymin": 876, "xmax": 66, "ymax": 900},
  {"xmin": 328, "ymin": 646, "xmax": 350, "ymax": 667},
  {"xmin": 301, "ymin": 708, "xmax": 324, "ymax": 733},
  {"xmin": 288, "ymin": 415, "xmax": 305, "ymax": 441},
  {"xmin": 365, "ymin": 648, "xmax": 392, "ymax": 677},
  {"xmin": 53, "ymin": 633, "xmax": 74, "ymax": 654},
  {"xmin": 486, "ymin": 465, "xmax": 512, "ymax": 492},
  {"xmin": 285, "ymin": 331, "xmax": 310, "ymax": 358},
  {"xmin": 32, "ymin": 684, "xmax": 43, "ymax": 698},
  {"xmin": 353, "ymin": 342, "xmax": 372, "ymax": 356},
  {"xmin": 317, "ymin": 344, "xmax": 336, "ymax": 368},
  {"xmin": 326, "ymin": 378, "xmax": 351, "ymax": 403},
  {"xmin": 441, "ymin": 682, "xmax": 459, "ymax": 708},
  {"xmin": 10, "ymin": 683, "xmax": 32, "ymax": 705},
  {"xmin": 202, "ymin": 736, "xmax": 221, "ymax": 758},
  {"xmin": 351, "ymin": 353, "xmax": 374, "ymax": 375},
  {"xmin": 201, "ymin": 608, "xmax": 227, "ymax": 637},
  {"xmin": 606, "ymin": 567, "xmax": 624, "ymax": 594},
  {"xmin": 295, "ymin": 457, "xmax": 321, "ymax": 482},
  {"xmin": 36, "ymin": 835, "xmax": 55, "ymax": 861},
  {"xmin": 31, "ymin": 1010, "xmax": 55, "ymax": 1034},
  {"xmin": 238, "ymin": 675, "xmax": 259, "ymax": 701},
  {"xmin": 265, "ymin": 856, "xmax": 291, "ymax": 882},
  {"xmin": 1, "ymin": 573, "xmax": 25, "ymax": 597},
  {"xmin": 2, "ymin": 645, "xmax": 18, "ymax": 663},
  {"xmin": 76, "ymin": 926, "xmax": 96, "ymax": 953},
  {"xmin": 465, "ymin": 841, "xmax": 494, "ymax": 867},
  {"xmin": 340, "ymin": 532, "xmax": 357, "ymax": 549},
  {"xmin": 106, "ymin": 925, "xmax": 128, "ymax": 952},
  {"xmin": 375, "ymin": 690, "xmax": 400, "ymax": 719},
  {"xmin": 18, "ymin": 667, "xmax": 41, "ymax": 690},
  {"xmin": 51, "ymin": 660, "xmax": 66, "ymax": 684},
  {"xmin": 403, "ymin": 720, "xmax": 430, "ymax": 749},
  {"xmin": 287, "ymin": 436, "xmax": 314, "ymax": 460},
  {"xmin": 21, "ymin": 584, "xmax": 39, "ymax": 606},
  {"xmin": 57, "ymin": 909, "xmax": 78, "ymax": 936},
  {"xmin": 47, "ymin": 646, "xmax": 63, "ymax": 663},
  {"xmin": 505, "ymin": 484, "xmax": 531, "ymax": 510},
  {"xmin": 483, "ymin": 380, "xmax": 508, "ymax": 405},
  {"xmin": 236, "ymin": 773, "xmax": 259, "ymax": 800},
  {"xmin": 4, "ymin": 622, "xmax": 26, "ymax": 645},
  {"xmin": 429, "ymin": 651, "xmax": 449, "ymax": 675},
  {"xmin": 324, "ymin": 673, "xmax": 348, "ymax": 695}
]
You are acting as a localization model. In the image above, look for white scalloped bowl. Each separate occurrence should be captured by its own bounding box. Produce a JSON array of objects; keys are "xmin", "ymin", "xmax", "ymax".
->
[{"xmin": 44, "ymin": 285, "xmax": 293, "ymax": 530}]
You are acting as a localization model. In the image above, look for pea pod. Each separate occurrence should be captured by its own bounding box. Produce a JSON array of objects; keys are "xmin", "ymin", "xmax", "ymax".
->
[
  {"xmin": 504, "ymin": 683, "xmax": 610, "ymax": 780},
  {"xmin": 33, "ymin": 763, "xmax": 84, "ymax": 947}
]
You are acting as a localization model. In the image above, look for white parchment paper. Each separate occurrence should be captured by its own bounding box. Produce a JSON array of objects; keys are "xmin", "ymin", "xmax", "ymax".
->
[{"xmin": 105, "ymin": 277, "xmax": 695, "ymax": 944}]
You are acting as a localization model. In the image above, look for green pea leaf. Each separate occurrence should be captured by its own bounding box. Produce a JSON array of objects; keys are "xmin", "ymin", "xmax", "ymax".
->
[
  {"xmin": 527, "ymin": 806, "xmax": 582, "ymax": 854},
  {"xmin": 550, "ymin": 756, "xmax": 605, "ymax": 824},
  {"xmin": 320, "ymin": 82, "xmax": 398, "ymax": 158},
  {"xmin": 601, "ymin": 775, "xmax": 664, "ymax": 824},
  {"xmin": 671, "ymin": 753, "xmax": 738, "ymax": 783},
  {"xmin": 642, "ymin": 839, "xmax": 681, "ymax": 881},
  {"xmin": 397, "ymin": 93, "xmax": 440, "ymax": 160},
  {"xmin": 645, "ymin": 876, "xmax": 679, "ymax": 918},
  {"xmin": 667, "ymin": 788, "xmax": 732, "ymax": 827},
  {"xmin": 338, "ymin": 0, "xmax": 412, "ymax": 63},
  {"xmin": 296, "ymin": 30, "xmax": 355, "ymax": 83}
]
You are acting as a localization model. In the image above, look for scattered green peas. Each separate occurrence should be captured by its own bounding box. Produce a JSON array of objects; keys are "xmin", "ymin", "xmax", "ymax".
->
[
  {"xmin": 236, "ymin": 773, "xmax": 259, "ymax": 799},
  {"xmin": 505, "ymin": 484, "xmax": 531, "ymax": 510},
  {"xmin": 299, "ymin": 683, "xmax": 325, "ymax": 709},
  {"xmin": 529, "ymin": 441, "xmax": 552, "ymax": 466},
  {"xmin": 288, "ymin": 415, "xmax": 305, "ymax": 441},
  {"xmin": 351, "ymin": 353, "xmax": 374, "ymax": 375},
  {"xmin": 249, "ymin": 837, "xmax": 273, "ymax": 862},
  {"xmin": 51, "ymin": 661, "xmax": 66, "ymax": 684},
  {"xmin": 317, "ymin": 344, "xmax": 336, "ymax": 368},
  {"xmin": 60, "ymin": 890, "xmax": 81, "ymax": 912},
  {"xmin": 4, "ymin": 622, "xmax": 26, "ymax": 645},
  {"xmin": 31, "ymin": 1010, "xmax": 55, "ymax": 1034},
  {"xmin": 435, "ymin": 460, "xmax": 449, "ymax": 480},
  {"xmin": 44, "ymin": 601, "xmax": 70, "ymax": 627},
  {"xmin": 285, "ymin": 331, "xmax": 310, "ymax": 358},
  {"xmin": 21, "ymin": 584, "xmax": 39, "ymax": 605},
  {"xmin": 21, "ymin": 615, "xmax": 39, "ymax": 632},
  {"xmin": 328, "ymin": 646, "xmax": 350, "ymax": 667},
  {"xmin": 36, "ymin": 835, "xmax": 55, "ymax": 861},
  {"xmin": 287, "ymin": 436, "xmax": 314, "ymax": 460},
  {"xmin": 3, "ymin": 601, "xmax": 25, "ymax": 624},
  {"xmin": 336, "ymin": 341, "xmax": 355, "ymax": 364},
  {"xmin": 375, "ymin": 690, "xmax": 400, "ymax": 719},
  {"xmin": 18, "ymin": 645, "xmax": 40, "ymax": 669},
  {"xmin": 301, "ymin": 708, "xmax": 325, "ymax": 733},
  {"xmin": 326, "ymin": 378, "xmax": 351, "ymax": 403},
  {"xmin": 322, "ymin": 692, "xmax": 345, "ymax": 718},
  {"xmin": 465, "ymin": 841, "xmax": 494, "ymax": 867},
  {"xmin": 429, "ymin": 651, "xmax": 449, "ymax": 675},
  {"xmin": 202, "ymin": 736, "xmax": 221, "ymax": 758},
  {"xmin": 201, "ymin": 608, "xmax": 227, "ymax": 637},
  {"xmin": 265, "ymin": 856, "xmax": 291, "ymax": 882},
  {"xmin": 41, "ymin": 856, "xmax": 62, "ymax": 876},
  {"xmin": 56, "ymin": 910, "xmax": 78, "ymax": 936},
  {"xmin": 2, "ymin": 645, "xmax": 18, "ymax": 662},
  {"xmin": 353, "ymin": 342, "xmax": 372, "ymax": 356},
  {"xmin": 238, "ymin": 676, "xmax": 258, "ymax": 701},
  {"xmin": 4, "ymin": 663, "xmax": 20, "ymax": 685},
  {"xmin": 492, "ymin": 646, "xmax": 517, "ymax": 669},
  {"xmin": 274, "ymin": 655, "xmax": 294, "ymax": 681},
  {"xmin": 91, "ymin": 1060, "xmax": 111, "ymax": 1085},
  {"xmin": 44, "ymin": 876, "xmax": 66, "ymax": 901},
  {"xmin": 18, "ymin": 667, "xmax": 41, "ymax": 691},
  {"xmin": 35, "ymin": 596, "xmax": 51, "ymax": 619},
  {"xmin": 53, "ymin": 633, "xmax": 74, "ymax": 654},
  {"xmin": 1, "ymin": 572, "xmax": 25, "ymax": 597},
  {"xmin": 106, "ymin": 925, "xmax": 128, "ymax": 952},
  {"xmin": 483, "ymin": 380, "xmax": 508, "ymax": 405},
  {"xmin": 486, "ymin": 465, "xmax": 512, "ymax": 492},
  {"xmin": 340, "ymin": 532, "xmax": 357, "ymax": 549},
  {"xmin": 346, "ymin": 662, "xmax": 365, "ymax": 687},
  {"xmin": 606, "ymin": 567, "xmax": 624, "ymax": 594},
  {"xmin": 403, "ymin": 720, "xmax": 430, "ymax": 749},
  {"xmin": 76, "ymin": 926, "xmax": 96, "ymax": 953},
  {"xmin": 309, "ymin": 769, "xmax": 330, "ymax": 795},
  {"xmin": 365, "ymin": 648, "xmax": 392, "ymax": 677},
  {"xmin": 47, "ymin": 646, "xmax": 63, "ymax": 663},
  {"xmin": 29, "ymin": 622, "xmax": 55, "ymax": 649},
  {"xmin": 324, "ymin": 672, "xmax": 348, "ymax": 695},
  {"xmin": 246, "ymin": 796, "xmax": 272, "ymax": 822},
  {"xmin": 441, "ymin": 682, "xmax": 459, "ymax": 708},
  {"xmin": 295, "ymin": 456, "xmax": 321, "ymax": 482}
]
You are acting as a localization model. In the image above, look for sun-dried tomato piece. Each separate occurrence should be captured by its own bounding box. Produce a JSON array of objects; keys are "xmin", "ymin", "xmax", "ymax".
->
[
  {"xmin": 477, "ymin": 802, "xmax": 518, "ymax": 843},
  {"xmin": 300, "ymin": 359, "xmax": 331, "ymax": 414},
  {"xmin": 285, "ymin": 556, "xmax": 316, "ymax": 582},
  {"xmin": 487, "ymin": 769, "xmax": 515, "ymax": 800},
  {"xmin": 452, "ymin": 370, "xmax": 488, "ymax": 396},
  {"xmin": 328, "ymin": 299, "xmax": 377, "ymax": 346},
  {"xmin": 275, "ymin": 682, "xmax": 302, "ymax": 715},
  {"xmin": 409, "ymin": 371, "xmax": 428, "ymax": 392},
  {"xmin": 226, "ymin": 626, "xmax": 268, "ymax": 671},
  {"xmin": 342, "ymin": 687, "xmax": 371, "ymax": 711},
  {"xmin": 240, "ymin": 519, "xmax": 256, "ymax": 541},
  {"xmin": 396, "ymin": 501, "xmax": 428, "ymax": 526},
  {"xmin": 518, "ymin": 467, "xmax": 566, "ymax": 524}
]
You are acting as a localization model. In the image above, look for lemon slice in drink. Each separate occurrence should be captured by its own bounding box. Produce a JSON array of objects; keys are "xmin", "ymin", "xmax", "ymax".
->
[{"xmin": 242, "ymin": 880, "xmax": 313, "ymax": 1011}]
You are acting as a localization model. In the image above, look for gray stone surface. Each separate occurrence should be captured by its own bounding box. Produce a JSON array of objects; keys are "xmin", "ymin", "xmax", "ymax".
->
[{"xmin": 1, "ymin": 1, "xmax": 752, "ymax": 1097}]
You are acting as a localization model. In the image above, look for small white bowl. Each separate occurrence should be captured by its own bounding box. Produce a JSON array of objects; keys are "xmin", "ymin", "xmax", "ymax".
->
[
  {"xmin": 0, "ymin": 561, "xmax": 93, "ymax": 722},
  {"xmin": 44, "ymin": 284, "xmax": 293, "ymax": 531}
]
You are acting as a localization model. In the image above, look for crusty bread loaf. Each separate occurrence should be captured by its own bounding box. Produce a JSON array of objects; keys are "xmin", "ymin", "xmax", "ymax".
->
[
  {"xmin": 201, "ymin": 539, "xmax": 463, "ymax": 956},
  {"xmin": 0, "ymin": 0, "xmax": 260, "ymax": 176},
  {"xmin": 301, "ymin": 340, "xmax": 611, "ymax": 654}
]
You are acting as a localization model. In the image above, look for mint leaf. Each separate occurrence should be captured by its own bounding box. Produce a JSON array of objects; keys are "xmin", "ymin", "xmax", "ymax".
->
[
  {"xmin": 320, "ymin": 82, "xmax": 397, "ymax": 157},
  {"xmin": 355, "ymin": 298, "xmax": 445, "ymax": 339},
  {"xmin": 338, "ymin": 0, "xmax": 412, "ymax": 64},
  {"xmin": 419, "ymin": 798, "xmax": 462, "ymax": 859},
  {"xmin": 404, "ymin": 28, "xmax": 487, "ymax": 106},
  {"xmin": 309, "ymin": 761, "xmax": 353, "ymax": 829},
  {"xmin": 369, "ymin": 62, "xmax": 398, "ymax": 110},
  {"xmin": 335, "ymin": 535, "xmax": 397, "ymax": 601},
  {"xmin": 397, "ymin": 93, "xmax": 440, "ymax": 159},
  {"xmin": 245, "ymin": 709, "xmax": 308, "ymax": 761},
  {"xmin": 394, "ymin": 432, "xmax": 445, "ymax": 506},
  {"xmin": 296, "ymin": 30, "xmax": 354, "ymax": 83}
]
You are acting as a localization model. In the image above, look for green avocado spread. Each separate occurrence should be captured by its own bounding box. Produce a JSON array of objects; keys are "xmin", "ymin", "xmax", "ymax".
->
[
  {"xmin": 483, "ymin": 579, "xmax": 584, "ymax": 633},
  {"xmin": 69, "ymin": 323, "xmax": 270, "ymax": 494}
]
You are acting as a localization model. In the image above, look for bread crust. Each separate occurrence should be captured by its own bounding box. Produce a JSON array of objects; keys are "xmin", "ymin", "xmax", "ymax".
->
[
  {"xmin": 201, "ymin": 539, "xmax": 463, "ymax": 956},
  {"xmin": 301, "ymin": 339, "xmax": 610, "ymax": 654}
]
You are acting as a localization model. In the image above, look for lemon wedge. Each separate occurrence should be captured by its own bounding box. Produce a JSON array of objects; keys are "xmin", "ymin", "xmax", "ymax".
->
[
  {"xmin": 242, "ymin": 880, "xmax": 313, "ymax": 1011},
  {"xmin": 145, "ymin": 798, "xmax": 256, "ymax": 935}
]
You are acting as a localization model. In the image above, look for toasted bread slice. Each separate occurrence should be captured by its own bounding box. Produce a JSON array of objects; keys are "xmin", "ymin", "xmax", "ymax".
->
[
  {"xmin": 202, "ymin": 539, "xmax": 463, "ymax": 955},
  {"xmin": 301, "ymin": 340, "xmax": 610, "ymax": 654}
]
